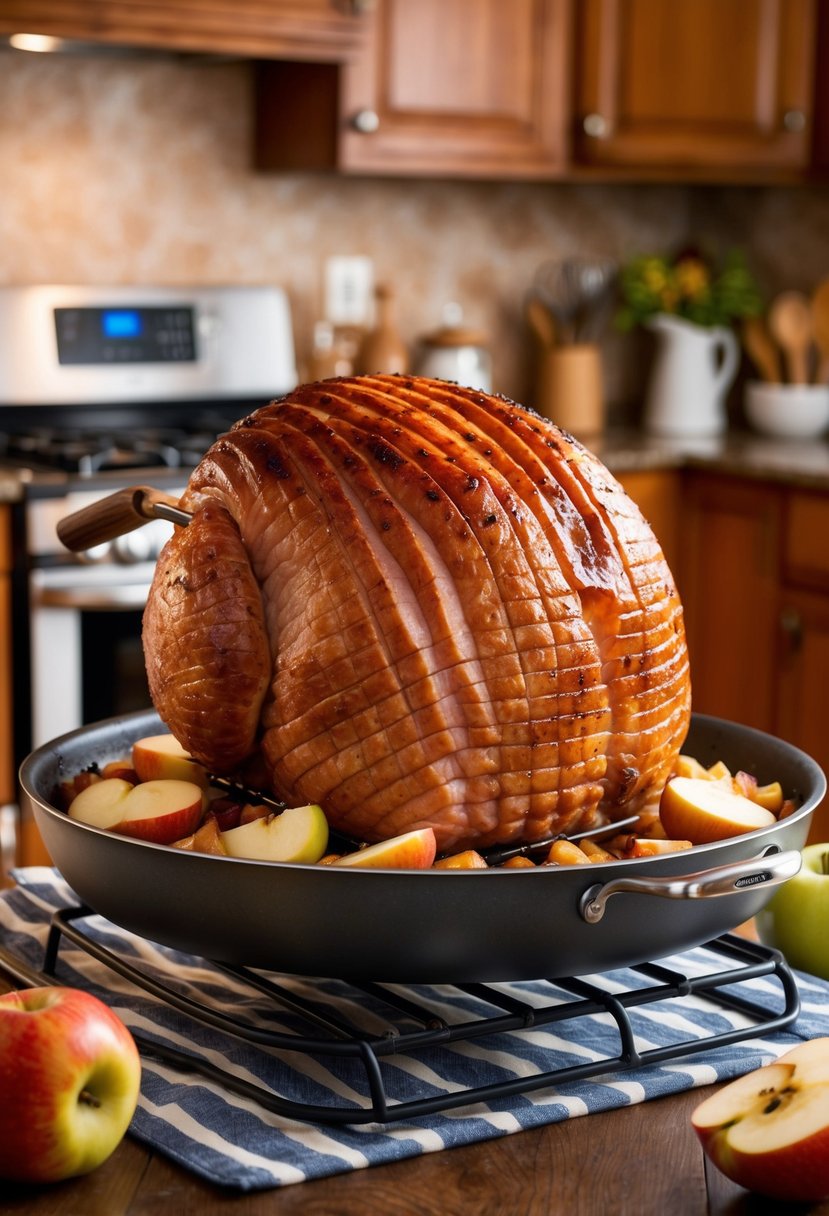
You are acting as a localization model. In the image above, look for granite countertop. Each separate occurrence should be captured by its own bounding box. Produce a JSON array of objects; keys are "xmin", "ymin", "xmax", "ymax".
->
[{"xmin": 595, "ymin": 429, "xmax": 829, "ymax": 491}]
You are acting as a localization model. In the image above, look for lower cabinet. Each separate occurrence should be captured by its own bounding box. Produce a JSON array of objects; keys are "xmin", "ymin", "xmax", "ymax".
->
[{"xmin": 677, "ymin": 473, "xmax": 829, "ymax": 845}]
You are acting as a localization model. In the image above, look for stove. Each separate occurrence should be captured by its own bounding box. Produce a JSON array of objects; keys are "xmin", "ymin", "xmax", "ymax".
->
[{"xmin": 0, "ymin": 284, "xmax": 297, "ymax": 858}]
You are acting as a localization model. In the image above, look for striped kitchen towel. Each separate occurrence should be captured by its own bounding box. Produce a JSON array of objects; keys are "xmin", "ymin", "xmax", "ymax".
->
[{"xmin": 2, "ymin": 866, "xmax": 828, "ymax": 1192}]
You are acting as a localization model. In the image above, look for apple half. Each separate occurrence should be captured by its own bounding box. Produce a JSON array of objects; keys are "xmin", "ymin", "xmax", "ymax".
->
[
  {"xmin": 660, "ymin": 776, "xmax": 776, "ymax": 845},
  {"xmin": 692, "ymin": 1037, "xmax": 829, "ymax": 1202},
  {"xmin": 68, "ymin": 777, "xmax": 205, "ymax": 845}
]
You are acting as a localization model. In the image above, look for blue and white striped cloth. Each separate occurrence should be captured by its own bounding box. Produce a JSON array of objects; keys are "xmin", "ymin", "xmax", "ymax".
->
[{"xmin": 2, "ymin": 867, "xmax": 828, "ymax": 1192}]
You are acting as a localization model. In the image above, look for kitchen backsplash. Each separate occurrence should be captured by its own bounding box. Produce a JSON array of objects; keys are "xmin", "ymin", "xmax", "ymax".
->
[{"xmin": 1, "ymin": 52, "xmax": 827, "ymax": 419}]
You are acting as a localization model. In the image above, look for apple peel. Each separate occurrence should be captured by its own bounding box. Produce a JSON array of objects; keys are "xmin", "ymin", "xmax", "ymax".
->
[{"xmin": 692, "ymin": 1038, "xmax": 829, "ymax": 1202}]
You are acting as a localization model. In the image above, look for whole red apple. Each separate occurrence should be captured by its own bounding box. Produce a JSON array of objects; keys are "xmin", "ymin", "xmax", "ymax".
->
[{"xmin": 0, "ymin": 986, "xmax": 141, "ymax": 1183}]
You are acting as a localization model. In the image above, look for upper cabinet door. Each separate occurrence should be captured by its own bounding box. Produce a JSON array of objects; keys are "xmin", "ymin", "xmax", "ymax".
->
[
  {"xmin": 0, "ymin": 1, "xmax": 369, "ymax": 60},
  {"xmin": 574, "ymin": 0, "xmax": 817, "ymax": 175},
  {"xmin": 338, "ymin": 0, "xmax": 571, "ymax": 178}
]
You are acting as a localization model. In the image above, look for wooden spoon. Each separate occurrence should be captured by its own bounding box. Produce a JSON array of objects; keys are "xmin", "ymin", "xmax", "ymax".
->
[
  {"xmin": 741, "ymin": 315, "xmax": 781, "ymax": 383},
  {"xmin": 525, "ymin": 294, "xmax": 557, "ymax": 349},
  {"xmin": 811, "ymin": 278, "xmax": 829, "ymax": 384},
  {"xmin": 767, "ymin": 290, "xmax": 813, "ymax": 384}
]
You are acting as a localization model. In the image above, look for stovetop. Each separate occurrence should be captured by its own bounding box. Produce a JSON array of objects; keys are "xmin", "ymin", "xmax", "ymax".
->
[
  {"xmin": 1, "ymin": 424, "xmax": 222, "ymax": 477},
  {"xmin": 0, "ymin": 399, "xmax": 263, "ymax": 490}
]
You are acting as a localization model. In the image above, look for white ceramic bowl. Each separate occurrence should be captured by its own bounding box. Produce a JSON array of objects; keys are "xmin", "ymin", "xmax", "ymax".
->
[{"xmin": 745, "ymin": 381, "xmax": 829, "ymax": 439}]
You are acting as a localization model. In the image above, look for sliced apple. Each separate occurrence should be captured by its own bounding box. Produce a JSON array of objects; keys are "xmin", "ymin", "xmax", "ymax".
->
[
  {"xmin": 691, "ymin": 1037, "xmax": 829, "ymax": 1202},
  {"xmin": 173, "ymin": 816, "xmax": 228, "ymax": 856},
  {"xmin": 101, "ymin": 758, "xmax": 139, "ymax": 783},
  {"xmin": 131, "ymin": 733, "xmax": 208, "ymax": 790},
  {"xmin": 332, "ymin": 827, "xmax": 437, "ymax": 869},
  {"xmin": 67, "ymin": 777, "xmax": 135, "ymax": 830},
  {"xmin": 660, "ymin": 776, "xmax": 777, "ymax": 845},
  {"xmin": 629, "ymin": 837, "xmax": 693, "ymax": 857},
  {"xmin": 68, "ymin": 777, "xmax": 205, "ymax": 845},
  {"xmin": 433, "ymin": 849, "xmax": 488, "ymax": 870},
  {"xmin": 220, "ymin": 804, "xmax": 329, "ymax": 863}
]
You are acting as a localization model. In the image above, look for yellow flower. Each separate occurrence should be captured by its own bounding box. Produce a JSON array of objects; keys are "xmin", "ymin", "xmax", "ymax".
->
[
  {"xmin": 675, "ymin": 258, "xmax": 710, "ymax": 299},
  {"xmin": 642, "ymin": 259, "xmax": 669, "ymax": 293}
]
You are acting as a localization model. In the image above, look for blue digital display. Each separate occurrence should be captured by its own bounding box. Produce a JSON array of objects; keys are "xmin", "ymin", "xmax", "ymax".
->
[{"xmin": 102, "ymin": 309, "xmax": 142, "ymax": 339}]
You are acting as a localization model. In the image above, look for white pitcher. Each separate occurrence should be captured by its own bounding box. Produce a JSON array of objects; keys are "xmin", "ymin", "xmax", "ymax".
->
[{"xmin": 643, "ymin": 314, "xmax": 739, "ymax": 438}]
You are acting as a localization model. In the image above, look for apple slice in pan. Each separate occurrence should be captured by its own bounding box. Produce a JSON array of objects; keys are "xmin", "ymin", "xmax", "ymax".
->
[
  {"xmin": 332, "ymin": 827, "xmax": 437, "ymax": 869},
  {"xmin": 68, "ymin": 777, "xmax": 205, "ymax": 845},
  {"xmin": 660, "ymin": 776, "xmax": 776, "ymax": 844},
  {"xmin": 220, "ymin": 803, "xmax": 329, "ymax": 864},
  {"xmin": 692, "ymin": 1037, "xmax": 829, "ymax": 1202},
  {"xmin": 131, "ymin": 733, "xmax": 208, "ymax": 789}
]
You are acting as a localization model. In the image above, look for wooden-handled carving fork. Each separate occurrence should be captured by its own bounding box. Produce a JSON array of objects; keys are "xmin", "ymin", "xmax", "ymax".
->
[{"xmin": 57, "ymin": 486, "xmax": 192, "ymax": 552}]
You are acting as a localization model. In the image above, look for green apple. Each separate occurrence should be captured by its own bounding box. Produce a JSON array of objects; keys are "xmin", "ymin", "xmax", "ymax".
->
[{"xmin": 756, "ymin": 843, "xmax": 829, "ymax": 979}]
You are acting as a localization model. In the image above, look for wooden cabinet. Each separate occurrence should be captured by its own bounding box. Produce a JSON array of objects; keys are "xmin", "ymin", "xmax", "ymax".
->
[
  {"xmin": 255, "ymin": 0, "xmax": 823, "ymax": 181},
  {"xmin": 680, "ymin": 474, "xmax": 781, "ymax": 735},
  {"xmin": 573, "ymin": 0, "xmax": 817, "ymax": 177},
  {"xmin": 0, "ymin": 508, "xmax": 13, "ymax": 809},
  {"xmin": 0, "ymin": 0, "xmax": 369, "ymax": 61},
  {"xmin": 5, "ymin": 0, "xmax": 826, "ymax": 181},
  {"xmin": 256, "ymin": 0, "xmax": 570, "ymax": 178},
  {"xmin": 679, "ymin": 475, "xmax": 829, "ymax": 844}
]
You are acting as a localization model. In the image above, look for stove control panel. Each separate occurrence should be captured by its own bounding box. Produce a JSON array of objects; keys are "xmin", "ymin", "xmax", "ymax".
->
[
  {"xmin": 0, "ymin": 284, "xmax": 297, "ymax": 405},
  {"xmin": 55, "ymin": 306, "xmax": 196, "ymax": 365}
]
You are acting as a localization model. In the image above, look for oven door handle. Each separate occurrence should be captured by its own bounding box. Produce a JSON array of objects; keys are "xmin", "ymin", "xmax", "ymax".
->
[
  {"xmin": 56, "ymin": 485, "xmax": 191, "ymax": 553},
  {"xmin": 32, "ymin": 584, "xmax": 151, "ymax": 611}
]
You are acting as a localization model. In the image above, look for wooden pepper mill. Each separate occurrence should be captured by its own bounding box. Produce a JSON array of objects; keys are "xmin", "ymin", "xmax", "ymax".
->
[{"xmin": 355, "ymin": 283, "xmax": 409, "ymax": 375}]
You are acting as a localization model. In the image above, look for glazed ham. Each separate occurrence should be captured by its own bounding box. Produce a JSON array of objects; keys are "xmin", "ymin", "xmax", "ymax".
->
[{"xmin": 143, "ymin": 375, "xmax": 691, "ymax": 852}]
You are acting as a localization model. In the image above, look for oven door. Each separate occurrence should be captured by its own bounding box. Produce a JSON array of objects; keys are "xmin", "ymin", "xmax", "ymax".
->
[{"xmin": 29, "ymin": 563, "xmax": 156, "ymax": 748}]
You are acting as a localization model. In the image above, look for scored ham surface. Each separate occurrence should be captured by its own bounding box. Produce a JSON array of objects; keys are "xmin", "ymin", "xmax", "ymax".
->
[{"xmin": 142, "ymin": 375, "xmax": 691, "ymax": 852}]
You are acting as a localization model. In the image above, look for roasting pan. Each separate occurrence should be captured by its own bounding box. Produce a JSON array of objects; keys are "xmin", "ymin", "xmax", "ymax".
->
[{"xmin": 19, "ymin": 709, "xmax": 826, "ymax": 983}]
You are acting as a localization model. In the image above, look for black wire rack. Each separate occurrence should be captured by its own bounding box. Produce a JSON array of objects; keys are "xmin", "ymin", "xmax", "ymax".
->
[{"xmin": 28, "ymin": 903, "xmax": 802, "ymax": 1126}]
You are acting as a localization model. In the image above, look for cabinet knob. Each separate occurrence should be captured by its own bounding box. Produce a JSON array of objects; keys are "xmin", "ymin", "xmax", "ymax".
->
[
  {"xmin": 782, "ymin": 109, "xmax": 806, "ymax": 133},
  {"xmin": 582, "ymin": 113, "xmax": 611, "ymax": 139},
  {"xmin": 352, "ymin": 108, "xmax": 380, "ymax": 134},
  {"xmin": 780, "ymin": 607, "xmax": 803, "ymax": 653}
]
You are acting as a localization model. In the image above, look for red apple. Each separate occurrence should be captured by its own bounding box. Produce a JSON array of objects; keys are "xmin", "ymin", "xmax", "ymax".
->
[
  {"xmin": 68, "ymin": 777, "xmax": 205, "ymax": 845},
  {"xmin": 131, "ymin": 733, "xmax": 208, "ymax": 789},
  {"xmin": 332, "ymin": 827, "xmax": 437, "ymax": 869},
  {"xmin": 691, "ymin": 1037, "xmax": 829, "ymax": 1202},
  {"xmin": 0, "ymin": 987, "xmax": 141, "ymax": 1183}
]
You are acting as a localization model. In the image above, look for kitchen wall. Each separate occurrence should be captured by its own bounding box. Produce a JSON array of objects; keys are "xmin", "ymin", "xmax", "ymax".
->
[{"xmin": 1, "ymin": 50, "xmax": 827, "ymax": 418}]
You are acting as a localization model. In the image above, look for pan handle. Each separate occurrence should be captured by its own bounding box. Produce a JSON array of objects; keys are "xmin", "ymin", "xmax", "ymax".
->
[
  {"xmin": 57, "ymin": 486, "xmax": 192, "ymax": 552},
  {"xmin": 578, "ymin": 848, "xmax": 802, "ymax": 925}
]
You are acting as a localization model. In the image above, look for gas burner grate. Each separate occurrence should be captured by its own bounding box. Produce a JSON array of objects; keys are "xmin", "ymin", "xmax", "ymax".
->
[{"xmin": 39, "ymin": 904, "xmax": 799, "ymax": 1126}]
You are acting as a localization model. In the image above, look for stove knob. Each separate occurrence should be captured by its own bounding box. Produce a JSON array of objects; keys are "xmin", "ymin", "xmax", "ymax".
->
[
  {"xmin": 112, "ymin": 529, "xmax": 154, "ymax": 563},
  {"xmin": 78, "ymin": 541, "xmax": 112, "ymax": 564}
]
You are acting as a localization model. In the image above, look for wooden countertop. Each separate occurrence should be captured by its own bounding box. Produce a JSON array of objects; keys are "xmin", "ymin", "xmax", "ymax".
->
[{"xmin": 2, "ymin": 965, "xmax": 827, "ymax": 1216}]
